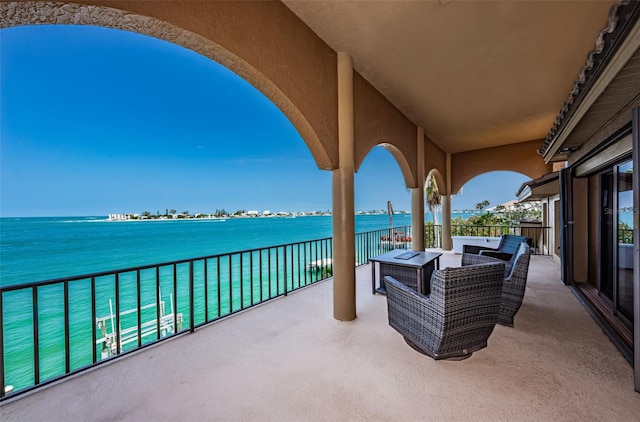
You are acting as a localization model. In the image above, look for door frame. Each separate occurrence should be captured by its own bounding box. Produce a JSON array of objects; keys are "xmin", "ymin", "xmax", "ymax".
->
[
  {"xmin": 632, "ymin": 107, "xmax": 639, "ymax": 392},
  {"xmin": 559, "ymin": 167, "xmax": 574, "ymax": 285}
]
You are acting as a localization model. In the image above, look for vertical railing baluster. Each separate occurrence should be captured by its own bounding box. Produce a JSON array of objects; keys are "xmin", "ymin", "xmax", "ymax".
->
[
  {"xmin": 155, "ymin": 267, "xmax": 161, "ymax": 340},
  {"xmin": 267, "ymin": 249, "xmax": 272, "ymax": 298},
  {"xmin": 316, "ymin": 240, "xmax": 323, "ymax": 281},
  {"xmin": 64, "ymin": 281, "xmax": 70, "ymax": 374},
  {"xmin": 239, "ymin": 254, "xmax": 244, "ymax": 309},
  {"xmin": 137, "ymin": 270, "xmax": 142, "ymax": 347},
  {"xmin": 259, "ymin": 249, "xmax": 264, "ymax": 302},
  {"xmin": 290, "ymin": 244, "xmax": 294, "ymax": 290},
  {"xmin": 303, "ymin": 242, "xmax": 308, "ymax": 286},
  {"xmin": 366, "ymin": 231, "xmax": 370, "ymax": 264},
  {"xmin": 325, "ymin": 239, "xmax": 330, "ymax": 277},
  {"xmin": 32, "ymin": 286, "xmax": 40, "ymax": 385},
  {"xmin": 290, "ymin": 245, "xmax": 294, "ymax": 291},
  {"xmin": 297, "ymin": 243, "xmax": 301, "ymax": 288},
  {"xmin": 115, "ymin": 273, "xmax": 121, "ymax": 354},
  {"xmin": 250, "ymin": 252, "xmax": 254, "ymax": 306},
  {"xmin": 276, "ymin": 247, "xmax": 281, "ymax": 296},
  {"xmin": 320, "ymin": 239, "xmax": 324, "ymax": 276},
  {"xmin": 309, "ymin": 242, "xmax": 313, "ymax": 283},
  {"xmin": 284, "ymin": 245, "xmax": 288, "ymax": 296},
  {"xmin": 356, "ymin": 234, "xmax": 360, "ymax": 265},
  {"xmin": 228, "ymin": 255, "xmax": 233, "ymax": 313},
  {"xmin": 321, "ymin": 239, "xmax": 325, "ymax": 278},
  {"xmin": 189, "ymin": 261, "xmax": 194, "ymax": 333},
  {"xmin": 319, "ymin": 240, "xmax": 324, "ymax": 279},
  {"xmin": 204, "ymin": 259, "xmax": 209, "ymax": 322},
  {"xmin": 0, "ymin": 291, "xmax": 4, "ymax": 398},
  {"xmin": 370, "ymin": 231, "xmax": 374, "ymax": 257},
  {"xmin": 329, "ymin": 239, "xmax": 333, "ymax": 276},
  {"xmin": 91, "ymin": 277, "xmax": 97, "ymax": 363},
  {"xmin": 356, "ymin": 233, "xmax": 360, "ymax": 264},
  {"xmin": 172, "ymin": 265, "xmax": 177, "ymax": 334},
  {"xmin": 313, "ymin": 240, "xmax": 318, "ymax": 283},
  {"xmin": 216, "ymin": 257, "xmax": 221, "ymax": 318}
]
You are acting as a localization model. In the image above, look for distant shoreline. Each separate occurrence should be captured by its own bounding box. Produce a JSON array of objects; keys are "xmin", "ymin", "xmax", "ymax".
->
[
  {"xmin": 0, "ymin": 211, "xmax": 489, "ymax": 220},
  {"xmin": 106, "ymin": 210, "xmax": 414, "ymax": 222}
]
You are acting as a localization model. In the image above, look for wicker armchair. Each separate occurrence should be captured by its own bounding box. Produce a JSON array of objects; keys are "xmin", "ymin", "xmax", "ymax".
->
[
  {"xmin": 462, "ymin": 241, "xmax": 531, "ymax": 327},
  {"xmin": 462, "ymin": 234, "xmax": 529, "ymax": 261},
  {"xmin": 385, "ymin": 261, "xmax": 504, "ymax": 360}
]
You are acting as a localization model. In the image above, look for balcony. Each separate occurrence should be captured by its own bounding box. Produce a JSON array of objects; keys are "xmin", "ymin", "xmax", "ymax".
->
[{"xmin": 2, "ymin": 251, "xmax": 639, "ymax": 420}]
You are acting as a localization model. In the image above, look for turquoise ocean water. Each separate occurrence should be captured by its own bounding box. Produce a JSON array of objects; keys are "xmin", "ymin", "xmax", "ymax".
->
[
  {"xmin": 0, "ymin": 214, "xmax": 417, "ymax": 287},
  {"xmin": 1, "ymin": 213, "xmax": 419, "ymax": 393}
]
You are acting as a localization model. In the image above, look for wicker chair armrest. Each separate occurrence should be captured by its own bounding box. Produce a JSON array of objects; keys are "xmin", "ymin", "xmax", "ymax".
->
[
  {"xmin": 384, "ymin": 276, "xmax": 435, "ymax": 313},
  {"xmin": 461, "ymin": 253, "xmax": 500, "ymax": 266},
  {"xmin": 504, "ymin": 251, "xmax": 531, "ymax": 295},
  {"xmin": 479, "ymin": 250, "xmax": 513, "ymax": 261},
  {"xmin": 503, "ymin": 273, "xmax": 526, "ymax": 296}
]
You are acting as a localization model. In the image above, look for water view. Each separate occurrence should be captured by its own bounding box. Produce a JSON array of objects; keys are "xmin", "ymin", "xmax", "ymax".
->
[{"xmin": 1, "ymin": 213, "xmax": 419, "ymax": 393}]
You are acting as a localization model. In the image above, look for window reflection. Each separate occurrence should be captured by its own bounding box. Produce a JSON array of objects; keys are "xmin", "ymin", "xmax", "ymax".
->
[{"xmin": 616, "ymin": 160, "xmax": 633, "ymax": 322}]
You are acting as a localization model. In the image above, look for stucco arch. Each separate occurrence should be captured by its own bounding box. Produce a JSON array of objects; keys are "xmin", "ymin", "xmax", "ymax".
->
[
  {"xmin": 0, "ymin": 1, "xmax": 336, "ymax": 170},
  {"xmin": 450, "ymin": 140, "xmax": 553, "ymax": 195},
  {"xmin": 353, "ymin": 72, "xmax": 417, "ymax": 187},
  {"xmin": 357, "ymin": 142, "xmax": 415, "ymax": 189},
  {"xmin": 426, "ymin": 168, "xmax": 446, "ymax": 196}
]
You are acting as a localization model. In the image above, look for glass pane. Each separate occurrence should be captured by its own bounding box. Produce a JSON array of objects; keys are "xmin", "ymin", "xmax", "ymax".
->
[
  {"xmin": 600, "ymin": 172, "xmax": 614, "ymax": 299},
  {"xmin": 616, "ymin": 160, "xmax": 634, "ymax": 321}
]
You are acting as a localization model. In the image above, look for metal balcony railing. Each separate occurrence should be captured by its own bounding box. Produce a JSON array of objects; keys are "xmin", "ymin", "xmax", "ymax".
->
[
  {"xmin": 1, "ymin": 222, "xmax": 553, "ymax": 400},
  {"xmin": 425, "ymin": 224, "xmax": 552, "ymax": 255},
  {"xmin": 1, "ymin": 226, "xmax": 416, "ymax": 400}
]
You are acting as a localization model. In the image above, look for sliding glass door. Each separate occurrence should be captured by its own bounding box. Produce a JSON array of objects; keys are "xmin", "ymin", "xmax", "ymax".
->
[
  {"xmin": 616, "ymin": 160, "xmax": 634, "ymax": 323},
  {"xmin": 600, "ymin": 158, "xmax": 634, "ymax": 327}
]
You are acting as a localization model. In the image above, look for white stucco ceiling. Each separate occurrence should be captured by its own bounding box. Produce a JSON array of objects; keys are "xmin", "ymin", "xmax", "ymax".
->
[{"xmin": 283, "ymin": 0, "xmax": 615, "ymax": 154}]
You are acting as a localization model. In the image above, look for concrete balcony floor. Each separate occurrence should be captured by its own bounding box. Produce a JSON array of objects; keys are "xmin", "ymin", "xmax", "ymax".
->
[{"xmin": 2, "ymin": 251, "xmax": 640, "ymax": 421}]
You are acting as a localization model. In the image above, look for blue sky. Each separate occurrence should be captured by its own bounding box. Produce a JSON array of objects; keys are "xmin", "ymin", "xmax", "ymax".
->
[{"xmin": 0, "ymin": 25, "xmax": 530, "ymax": 217}]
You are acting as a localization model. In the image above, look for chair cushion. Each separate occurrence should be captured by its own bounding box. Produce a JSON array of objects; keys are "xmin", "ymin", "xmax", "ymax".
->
[
  {"xmin": 506, "ymin": 242, "xmax": 530, "ymax": 278},
  {"xmin": 500, "ymin": 235, "xmax": 529, "ymax": 254}
]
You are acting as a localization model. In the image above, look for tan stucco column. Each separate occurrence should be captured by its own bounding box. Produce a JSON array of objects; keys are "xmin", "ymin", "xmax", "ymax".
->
[
  {"xmin": 411, "ymin": 127, "xmax": 425, "ymax": 251},
  {"xmin": 441, "ymin": 195, "xmax": 452, "ymax": 250},
  {"xmin": 441, "ymin": 153, "xmax": 453, "ymax": 250},
  {"xmin": 332, "ymin": 52, "xmax": 356, "ymax": 321}
]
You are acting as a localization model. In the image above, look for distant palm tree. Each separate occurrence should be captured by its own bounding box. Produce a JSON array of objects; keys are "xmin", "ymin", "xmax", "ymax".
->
[
  {"xmin": 475, "ymin": 200, "xmax": 490, "ymax": 212},
  {"xmin": 425, "ymin": 172, "xmax": 441, "ymax": 247}
]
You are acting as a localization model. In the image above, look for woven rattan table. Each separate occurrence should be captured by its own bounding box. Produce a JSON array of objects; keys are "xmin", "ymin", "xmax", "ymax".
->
[{"xmin": 369, "ymin": 249, "xmax": 441, "ymax": 295}]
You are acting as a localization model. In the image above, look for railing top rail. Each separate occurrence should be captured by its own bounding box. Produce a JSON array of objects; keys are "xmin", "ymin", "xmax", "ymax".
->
[
  {"xmin": 449, "ymin": 224, "xmax": 552, "ymax": 229},
  {"xmin": 1, "ymin": 224, "xmax": 409, "ymax": 400}
]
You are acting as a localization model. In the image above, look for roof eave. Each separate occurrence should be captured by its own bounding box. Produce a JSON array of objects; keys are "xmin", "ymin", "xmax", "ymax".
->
[{"xmin": 540, "ymin": 0, "xmax": 640, "ymax": 163}]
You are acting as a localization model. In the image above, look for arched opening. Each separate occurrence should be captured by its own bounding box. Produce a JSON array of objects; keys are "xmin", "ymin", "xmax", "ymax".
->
[
  {"xmin": 0, "ymin": 1, "xmax": 334, "ymax": 170},
  {"xmin": 1, "ymin": 23, "xmax": 333, "ymax": 271},
  {"xmin": 425, "ymin": 168, "xmax": 445, "ymax": 247},
  {"xmin": 2, "ymin": 22, "xmax": 339, "ymax": 395},
  {"xmin": 355, "ymin": 142, "xmax": 415, "ymax": 188},
  {"xmin": 451, "ymin": 171, "xmax": 533, "ymax": 215},
  {"xmin": 355, "ymin": 145, "xmax": 412, "ymax": 233},
  {"xmin": 445, "ymin": 170, "xmax": 543, "ymax": 253},
  {"xmin": 450, "ymin": 140, "xmax": 552, "ymax": 195}
]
